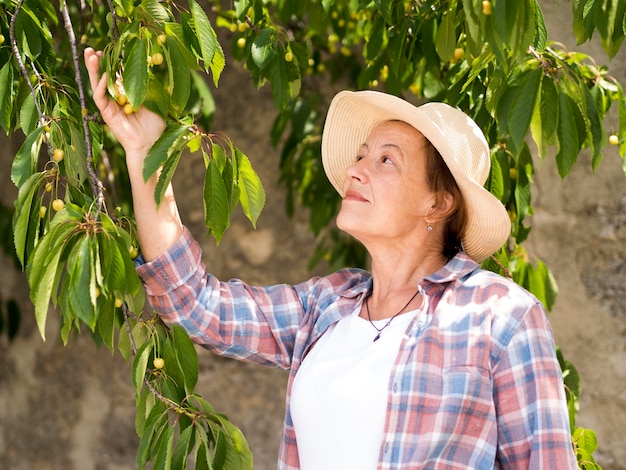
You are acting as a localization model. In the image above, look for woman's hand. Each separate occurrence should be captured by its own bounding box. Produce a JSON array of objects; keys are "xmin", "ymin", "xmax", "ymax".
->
[
  {"xmin": 84, "ymin": 47, "xmax": 166, "ymax": 167},
  {"xmin": 84, "ymin": 47, "xmax": 183, "ymax": 261}
]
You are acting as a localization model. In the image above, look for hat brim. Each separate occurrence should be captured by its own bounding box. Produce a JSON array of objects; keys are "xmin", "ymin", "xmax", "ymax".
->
[{"xmin": 321, "ymin": 90, "xmax": 510, "ymax": 262}]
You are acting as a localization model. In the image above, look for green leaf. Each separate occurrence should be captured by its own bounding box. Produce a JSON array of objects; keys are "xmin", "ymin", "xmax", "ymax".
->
[
  {"xmin": 573, "ymin": 427, "xmax": 599, "ymax": 455},
  {"xmin": 193, "ymin": 427, "xmax": 212, "ymax": 470},
  {"xmin": 204, "ymin": 156, "xmax": 230, "ymax": 243},
  {"xmin": 14, "ymin": 10, "xmax": 43, "ymax": 61},
  {"xmin": 508, "ymin": 68, "xmax": 542, "ymax": 154},
  {"xmin": 252, "ymin": 28, "xmax": 277, "ymax": 72},
  {"xmin": 137, "ymin": 404, "xmax": 168, "ymax": 469},
  {"xmin": 30, "ymin": 247, "xmax": 61, "ymax": 341},
  {"xmin": 268, "ymin": 53, "xmax": 291, "ymax": 110},
  {"xmin": 555, "ymin": 92, "xmax": 581, "ymax": 177},
  {"xmin": 132, "ymin": 341, "xmax": 152, "ymax": 396},
  {"xmin": 189, "ymin": 70, "xmax": 216, "ymax": 128},
  {"xmin": 154, "ymin": 147, "xmax": 184, "ymax": 207},
  {"xmin": 224, "ymin": 154, "xmax": 240, "ymax": 214},
  {"xmin": 172, "ymin": 325, "xmax": 198, "ymax": 395},
  {"xmin": 188, "ymin": 0, "xmax": 225, "ymax": 84},
  {"xmin": 123, "ymin": 39, "xmax": 149, "ymax": 108},
  {"xmin": 171, "ymin": 424, "xmax": 194, "ymax": 470},
  {"xmin": 0, "ymin": 61, "xmax": 13, "ymax": 134},
  {"xmin": 97, "ymin": 296, "xmax": 121, "ymax": 354},
  {"xmin": 153, "ymin": 425, "xmax": 175, "ymax": 470},
  {"xmin": 12, "ymin": 172, "xmax": 45, "ymax": 267},
  {"xmin": 100, "ymin": 231, "xmax": 125, "ymax": 293},
  {"xmin": 139, "ymin": 0, "xmax": 171, "ymax": 21},
  {"xmin": 487, "ymin": 153, "xmax": 504, "ymax": 201},
  {"xmin": 27, "ymin": 218, "xmax": 76, "ymax": 340},
  {"xmin": 144, "ymin": 74, "xmax": 169, "ymax": 119},
  {"xmin": 68, "ymin": 236, "xmax": 96, "ymax": 330},
  {"xmin": 527, "ymin": 259, "xmax": 559, "ymax": 311},
  {"xmin": 143, "ymin": 124, "xmax": 189, "ymax": 182},
  {"xmin": 533, "ymin": 1, "xmax": 548, "ymax": 49},
  {"xmin": 514, "ymin": 147, "xmax": 532, "ymax": 219},
  {"xmin": 213, "ymin": 416, "xmax": 253, "ymax": 470},
  {"xmin": 365, "ymin": 15, "xmax": 387, "ymax": 61},
  {"xmin": 135, "ymin": 387, "xmax": 157, "ymax": 436},
  {"xmin": 435, "ymin": 11, "xmax": 457, "ymax": 62},
  {"xmin": 572, "ymin": 0, "xmax": 591, "ymax": 44},
  {"xmin": 166, "ymin": 39, "xmax": 191, "ymax": 115},
  {"xmin": 582, "ymin": 85, "xmax": 606, "ymax": 171},
  {"xmin": 119, "ymin": 320, "xmax": 149, "ymax": 362},
  {"xmin": 11, "ymin": 127, "xmax": 44, "ymax": 187},
  {"xmin": 531, "ymin": 74, "xmax": 557, "ymax": 160},
  {"xmin": 374, "ymin": 0, "xmax": 394, "ymax": 24},
  {"xmin": 235, "ymin": 148, "xmax": 265, "ymax": 227},
  {"xmin": 597, "ymin": 0, "xmax": 626, "ymax": 58}
]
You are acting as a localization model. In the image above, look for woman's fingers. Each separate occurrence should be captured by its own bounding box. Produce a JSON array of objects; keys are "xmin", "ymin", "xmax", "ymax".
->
[
  {"xmin": 84, "ymin": 48, "xmax": 111, "ymax": 114},
  {"xmin": 83, "ymin": 47, "xmax": 166, "ymax": 153}
]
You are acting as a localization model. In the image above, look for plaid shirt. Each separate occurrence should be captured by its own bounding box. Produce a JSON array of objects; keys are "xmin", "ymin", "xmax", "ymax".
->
[{"xmin": 137, "ymin": 227, "xmax": 577, "ymax": 469}]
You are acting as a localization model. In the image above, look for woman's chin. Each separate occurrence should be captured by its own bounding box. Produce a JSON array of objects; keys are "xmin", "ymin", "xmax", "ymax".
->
[{"xmin": 336, "ymin": 213, "xmax": 366, "ymax": 240}]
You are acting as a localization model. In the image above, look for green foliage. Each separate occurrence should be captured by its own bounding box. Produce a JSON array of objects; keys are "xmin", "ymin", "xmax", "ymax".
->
[
  {"xmin": 2, "ymin": 0, "xmax": 260, "ymax": 466},
  {"xmin": 1, "ymin": 0, "xmax": 625, "ymax": 467}
]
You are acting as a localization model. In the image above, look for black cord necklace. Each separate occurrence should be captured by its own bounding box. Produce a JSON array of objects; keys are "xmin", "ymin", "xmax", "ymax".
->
[{"xmin": 365, "ymin": 288, "xmax": 421, "ymax": 342}]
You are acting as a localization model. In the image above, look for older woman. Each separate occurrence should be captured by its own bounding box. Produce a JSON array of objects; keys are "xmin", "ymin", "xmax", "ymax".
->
[{"xmin": 85, "ymin": 48, "xmax": 577, "ymax": 469}]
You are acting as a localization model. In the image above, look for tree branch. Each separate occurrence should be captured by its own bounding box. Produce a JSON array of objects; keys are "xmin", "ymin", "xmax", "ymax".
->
[
  {"xmin": 9, "ymin": 0, "xmax": 50, "ymax": 153},
  {"xmin": 60, "ymin": 1, "xmax": 105, "ymax": 213}
]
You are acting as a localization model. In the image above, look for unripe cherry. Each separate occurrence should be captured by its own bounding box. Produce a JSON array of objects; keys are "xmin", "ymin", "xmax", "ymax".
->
[
  {"xmin": 51, "ymin": 199, "xmax": 65, "ymax": 212},
  {"xmin": 53, "ymin": 148, "xmax": 64, "ymax": 162}
]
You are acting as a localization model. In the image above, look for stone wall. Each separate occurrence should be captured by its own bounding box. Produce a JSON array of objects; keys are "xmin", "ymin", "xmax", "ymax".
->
[{"xmin": 0, "ymin": 1, "xmax": 624, "ymax": 469}]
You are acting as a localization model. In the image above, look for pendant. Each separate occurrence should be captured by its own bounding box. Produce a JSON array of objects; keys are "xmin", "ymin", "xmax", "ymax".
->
[{"xmin": 373, "ymin": 332, "xmax": 381, "ymax": 342}]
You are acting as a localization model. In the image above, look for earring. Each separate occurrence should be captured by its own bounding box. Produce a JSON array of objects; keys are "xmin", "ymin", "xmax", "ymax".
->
[{"xmin": 426, "ymin": 223, "xmax": 433, "ymax": 231}]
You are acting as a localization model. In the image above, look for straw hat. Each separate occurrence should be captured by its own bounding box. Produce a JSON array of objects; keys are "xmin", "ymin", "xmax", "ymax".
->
[{"xmin": 321, "ymin": 90, "xmax": 510, "ymax": 262}]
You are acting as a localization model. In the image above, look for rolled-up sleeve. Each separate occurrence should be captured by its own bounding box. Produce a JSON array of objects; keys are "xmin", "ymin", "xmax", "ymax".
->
[{"xmin": 136, "ymin": 227, "xmax": 310, "ymax": 368}]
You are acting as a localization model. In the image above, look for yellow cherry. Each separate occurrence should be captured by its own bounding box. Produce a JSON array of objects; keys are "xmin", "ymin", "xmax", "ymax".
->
[
  {"xmin": 51, "ymin": 199, "xmax": 65, "ymax": 212},
  {"xmin": 152, "ymin": 52, "xmax": 164, "ymax": 66},
  {"xmin": 153, "ymin": 357, "xmax": 165, "ymax": 369}
]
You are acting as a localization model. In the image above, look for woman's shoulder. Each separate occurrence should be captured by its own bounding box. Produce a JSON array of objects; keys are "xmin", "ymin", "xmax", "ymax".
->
[
  {"xmin": 465, "ymin": 267, "xmax": 539, "ymax": 306},
  {"xmin": 301, "ymin": 267, "xmax": 371, "ymax": 297}
]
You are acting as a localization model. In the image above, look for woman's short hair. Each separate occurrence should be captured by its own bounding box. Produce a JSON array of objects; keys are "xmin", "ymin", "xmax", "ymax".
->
[{"xmin": 423, "ymin": 139, "xmax": 467, "ymax": 260}]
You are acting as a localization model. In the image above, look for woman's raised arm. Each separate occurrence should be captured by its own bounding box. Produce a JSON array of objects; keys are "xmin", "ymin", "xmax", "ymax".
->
[{"xmin": 84, "ymin": 47, "xmax": 184, "ymax": 261}]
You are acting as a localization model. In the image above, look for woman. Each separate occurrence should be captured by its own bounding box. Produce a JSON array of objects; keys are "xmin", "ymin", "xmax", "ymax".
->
[{"xmin": 85, "ymin": 48, "xmax": 577, "ymax": 469}]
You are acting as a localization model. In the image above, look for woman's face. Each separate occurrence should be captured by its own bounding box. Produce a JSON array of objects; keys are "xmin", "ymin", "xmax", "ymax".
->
[{"xmin": 336, "ymin": 120, "xmax": 437, "ymax": 245}]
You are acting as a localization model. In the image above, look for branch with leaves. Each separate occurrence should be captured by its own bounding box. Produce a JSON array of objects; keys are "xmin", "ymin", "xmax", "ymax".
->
[{"xmin": 2, "ymin": 0, "xmax": 264, "ymax": 467}]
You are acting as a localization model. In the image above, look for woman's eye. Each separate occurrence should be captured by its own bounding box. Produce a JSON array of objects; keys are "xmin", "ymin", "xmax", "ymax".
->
[{"xmin": 382, "ymin": 156, "xmax": 392, "ymax": 164}]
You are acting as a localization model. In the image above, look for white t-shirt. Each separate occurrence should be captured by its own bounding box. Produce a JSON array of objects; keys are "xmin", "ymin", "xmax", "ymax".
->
[{"xmin": 290, "ymin": 307, "xmax": 417, "ymax": 470}]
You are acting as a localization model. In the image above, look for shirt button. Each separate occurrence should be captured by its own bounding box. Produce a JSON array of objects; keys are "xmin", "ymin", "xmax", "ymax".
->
[
  {"xmin": 384, "ymin": 442, "xmax": 390, "ymax": 454},
  {"xmin": 392, "ymin": 382, "xmax": 398, "ymax": 393}
]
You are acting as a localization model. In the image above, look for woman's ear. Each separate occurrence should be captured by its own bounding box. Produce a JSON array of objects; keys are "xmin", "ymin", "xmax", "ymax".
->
[{"xmin": 429, "ymin": 191, "xmax": 457, "ymax": 222}]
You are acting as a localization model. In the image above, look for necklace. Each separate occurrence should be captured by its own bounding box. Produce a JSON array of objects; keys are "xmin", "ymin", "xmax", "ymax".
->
[{"xmin": 365, "ymin": 288, "xmax": 421, "ymax": 342}]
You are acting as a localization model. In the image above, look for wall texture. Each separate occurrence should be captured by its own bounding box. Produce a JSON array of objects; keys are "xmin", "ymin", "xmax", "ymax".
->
[{"xmin": 0, "ymin": 1, "xmax": 624, "ymax": 469}]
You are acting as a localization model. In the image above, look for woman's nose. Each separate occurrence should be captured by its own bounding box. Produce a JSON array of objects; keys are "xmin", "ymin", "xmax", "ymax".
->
[{"xmin": 345, "ymin": 158, "xmax": 368, "ymax": 182}]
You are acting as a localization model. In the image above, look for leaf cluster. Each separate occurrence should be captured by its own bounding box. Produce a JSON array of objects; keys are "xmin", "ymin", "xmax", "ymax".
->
[
  {"xmin": 3, "ymin": 0, "xmax": 259, "ymax": 466},
  {"xmin": 132, "ymin": 324, "xmax": 252, "ymax": 469}
]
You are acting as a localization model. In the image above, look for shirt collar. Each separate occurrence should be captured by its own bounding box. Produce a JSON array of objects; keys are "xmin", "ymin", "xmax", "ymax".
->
[
  {"xmin": 423, "ymin": 251, "xmax": 480, "ymax": 285},
  {"xmin": 339, "ymin": 251, "xmax": 479, "ymax": 300}
]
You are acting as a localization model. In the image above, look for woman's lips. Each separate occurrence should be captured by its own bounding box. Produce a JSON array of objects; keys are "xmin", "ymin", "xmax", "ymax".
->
[{"xmin": 343, "ymin": 189, "xmax": 368, "ymax": 202}]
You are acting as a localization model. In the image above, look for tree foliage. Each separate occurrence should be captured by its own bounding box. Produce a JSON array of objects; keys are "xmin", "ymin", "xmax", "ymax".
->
[{"xmin": 1, "ymin": 0, "xmax": 625, "ymax": 467}]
